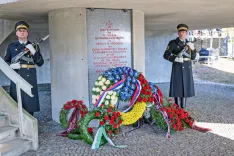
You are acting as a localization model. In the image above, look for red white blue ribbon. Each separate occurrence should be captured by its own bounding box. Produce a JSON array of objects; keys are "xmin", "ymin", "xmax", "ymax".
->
[
  {"xmin": 122, "ymin": 79, "xmax": 142, "ymax": 113},
  {"xmin": 95, "ymin": 78, "xmax": 126, "ymax": 107},
  {"xmin": 153, "ymin": 93, "xmax": 171, "ymax": 139}
]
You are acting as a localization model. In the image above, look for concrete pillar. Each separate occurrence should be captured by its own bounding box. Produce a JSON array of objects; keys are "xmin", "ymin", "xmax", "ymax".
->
[
  {"xmin": 132, "ymin": 10, "xmax": 145, "ymax": 75},
  {"xmin": 145, "ymin": 31, "xmax": 177, "ymax": 83},
  {"xmin": 48, "ymin": 8, "xmax": 88, "ymax": 122}
]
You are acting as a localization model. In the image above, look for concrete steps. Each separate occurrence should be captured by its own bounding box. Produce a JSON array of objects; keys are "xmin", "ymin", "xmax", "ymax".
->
[
  {"xmin": 0, "ymin": 138, "xmax": 32, "ymax": 156},
  {"xmin": 0, "ymin": 126, "xmax": 18, "ymax": 143},
  {"xmin": 0, "ymin": 114, "xmax": 32, "ymax": 156}
]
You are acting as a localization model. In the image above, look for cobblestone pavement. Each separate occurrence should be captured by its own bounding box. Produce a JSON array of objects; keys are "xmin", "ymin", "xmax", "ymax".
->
[{"xmin": 22, "ymin": 82, "xmax": 234, "ymax": 156}]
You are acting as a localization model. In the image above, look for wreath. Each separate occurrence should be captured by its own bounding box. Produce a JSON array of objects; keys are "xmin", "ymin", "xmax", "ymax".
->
[
  {"xmin": 150, "ymin": 98, "xmax": 195, "ymax": 133},
  {"xmin": 92, "ymin": 67, "xmax": 154, "ymax": 125},
  {"xmin": 59, "ymin": 100, "xmax": 88, "ymax": 128},
  {"xmin": 78, "ymin": 105, "xmax": 122, "ymax": 145}
]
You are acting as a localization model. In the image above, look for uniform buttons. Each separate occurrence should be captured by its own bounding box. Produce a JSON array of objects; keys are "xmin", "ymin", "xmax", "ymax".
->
[
  {"xmin": 28, "ymin": 55, "xmax": 29, "ymax": 57},
  {"xmin": 182, "ymin": 67, "xmax": 184, "ymax": 68},
  {"xmin": 28, "ymin": 62, "xmax": 29, "ymax": 63},
  {"xmin": 27, "ymin": 68, "xmax": 29, "ymax": 70},
  {"xmin": 27, "ymin": 75, "xmax": 29, "ymax": 77}
]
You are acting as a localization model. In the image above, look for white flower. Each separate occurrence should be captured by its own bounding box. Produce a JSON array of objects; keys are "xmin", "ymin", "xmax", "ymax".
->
[
  {"xmin": 113, "ymin": 91, "xmax": 117, "ymax": 96},
  {"xmin": 105, "ymin": 80, "xmax": 110, "ymax": 85},
  {"xmin": 101, "ymin": 78, "xmax": 106, "ymax": 82},
  {"xmin": 102, "ymin": 85, "xmax": 107, "ymax": 90},
  {"xmin": 92, "ymin": 95, "xmax": 96, "ymax": 99},
  {"xmin": 111, "ymin": 95, "xmax": 116, "ymax": 100},
  {"xmin": 111, "ymin": 99, "xmax": 117, "ymax": 105},
  {"xmin": 95, "ymin": 81, "xmax": 99, "ymax": 85},
  {"xmin": 96, "ymin": 88, "xmax": 100, "ymax": 92},
  {"xmin": 98, "ymin": 76, "xmax": 102, "ymax": 80},
  {"xmin": 108, "ymin": 91, "xmax": 113, "ymax": 95},
  {"xmin": 99, "ymin": 81, "xmax": 104, "ymax": 86},
  {"xmin": 92, "ymin": 99, "xmax": 96, "ymax": 104},
  {"xmin": 105, "ymin": 100, "xmax": 109, "ymax": 105},
  {"xmin": 106, "ymin": 95, "xmax": 110, "ymax": 99},
  {"xmin": 92, "ymin": 88, "xmax": 96, "ymax": 92}
]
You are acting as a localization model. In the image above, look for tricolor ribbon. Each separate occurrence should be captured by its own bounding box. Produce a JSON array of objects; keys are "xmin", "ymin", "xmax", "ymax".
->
[
  {"xmin": 91, "ymin": 126, "xmax": 126, "ymax": 150},
  {"xmin": 122, "ymin": 79, "xmax": 142, "ymax": 113},
  {"xmin": 153, "ymin": 93, "xmax": 171, "ymax": 139},
  {"xmin": 95, "ymin": 78, "xmax": 126, "ymax": 107}
]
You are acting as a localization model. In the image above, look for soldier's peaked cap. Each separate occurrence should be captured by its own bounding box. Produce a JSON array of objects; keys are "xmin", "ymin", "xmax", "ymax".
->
[
  {"xmin": 15, "ymin": 21, "xmax": 29, "ymax": 31},
  {"xmin": 177, "ymin": 24, "xmax": 188, "ymax": 31}
]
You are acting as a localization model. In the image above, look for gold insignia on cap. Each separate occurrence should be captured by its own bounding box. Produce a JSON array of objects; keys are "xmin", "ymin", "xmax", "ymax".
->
[
  {"xmin": 16, "ymin": 24, "xmax": 28, "ymax": 30},
  {"xmin": 178, "ymin": 27, "xmax": 188, "ymax": 31}
]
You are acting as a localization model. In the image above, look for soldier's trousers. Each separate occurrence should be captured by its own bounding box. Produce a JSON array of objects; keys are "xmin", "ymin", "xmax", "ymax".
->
[{"xmin": 174, "ymin": 97, "xmax": 187, "ymax": 109}]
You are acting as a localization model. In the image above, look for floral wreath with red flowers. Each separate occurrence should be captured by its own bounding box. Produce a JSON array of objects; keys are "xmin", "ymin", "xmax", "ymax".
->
[
  {"xmin": 150, "ymin": 98, "xmax": 195, "ymax": 133},
  {"xmin": 59, "ymin": 100, "xmax": 88, "ymax": 129},
  {"xmin": 78, "ymin": 104, "xmax": 122, "ymax": 146}
]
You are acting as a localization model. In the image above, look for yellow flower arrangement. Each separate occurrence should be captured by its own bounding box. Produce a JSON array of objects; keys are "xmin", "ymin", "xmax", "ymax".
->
[{"xmin": 121, "ymin": 102, "xmax": 146, "ymax": 125}]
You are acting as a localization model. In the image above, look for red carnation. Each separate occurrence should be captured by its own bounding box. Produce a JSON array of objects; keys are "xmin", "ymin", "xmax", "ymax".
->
[
  {"xmin": 95, "ymin": 112, "xmax": 101, "ymax": 117},
  {"xmin": 72, "ymin": 100, "xmax": 77, "ymax": 104},
  {"xmin": 112, "ymin": 112, "xmax": 116, "ymax": 116},
  {"xmin": 169, "ymin": 114, "xmax": 173, "ymax": 119},
  {"xmin": 143, "ymin": 98, "xmax": 147, "ymax": 102},
  {"xmin": 68, "ymin": 105, "xmax": 73, "ymax": 109},
  {"xmin": 107, "ymin": 108, "xmax": 112, "ymax": 113},
  {"xmin": 104, "ymin": 115, "xmax": 109, "ymax": 121},
  {"xmin": 111, "ymin": 116, "xmax": 115, "ymax": 121},
  {"xmin": 64, "ymin": 105, "xmax": 69, "ymax": 110},
  {"xmin": 109, "ymin": 120, "xmax": 114, "ymax": 125},
  {"xmin": 88, "ymin": 127, "xmax": 93, "ymax": 133},
  {"xmin": 118, "ymin": 120, "xmax": 122, "ymax": 125},
  {"xmin": 113, "ymin": 124, "xmax": 118, "ymax": 128},
  {"xmin": 100, "ymin": 121, "xmax": 105, "ymax": 126},
  {"xmin": 179, "ymin": 127, "xmax": 184, "ymax": 131},
  {"xmin": 189, "ymin": 121, "xmax": 194, "ymax": 127},
  {"xmin": 138, "ymin": 97, "xmax": 142, "ymax": 102},
  {"xmin": 66, "ymin": 101, "xmax": 71, "ymax": 105},
  {"xmin": 172, "ymin": 124, "xmax": 177, "ymax": 130},
  {"xmin": 116, "ymin": 112, "xmax": 121, "ymax": 117},
  {"xmin": 108, "ymin": 131, "xmax": 113, "ymax": 135},
  {"xmin": 77, "ymin": 100, "xmax": 83, "ymax": 104},
  {"xmin": 179, "ymin": 114, "xmax": 185, "ymax": 119},
  {"xmin": 185, "ymin": 119, "xmax": 190, "ymax": 123}
]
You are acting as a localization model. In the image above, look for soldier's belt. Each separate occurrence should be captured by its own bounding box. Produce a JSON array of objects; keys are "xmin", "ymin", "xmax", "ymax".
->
[
  {"xmin": 21, "ymin": 64, "xmax": 35, "ymax": 68},
  {"xmin": 183, "ymin": 58, "xmax": 191, "ymax": 61}
]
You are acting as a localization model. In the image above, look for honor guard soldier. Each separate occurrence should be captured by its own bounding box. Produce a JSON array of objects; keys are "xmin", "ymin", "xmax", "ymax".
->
[
  {"xmin": 4, "ymin": 21, "xmax": 44, "ymax": 116},
  {"xmin": 163, "ymin": 24, "xmax": 196, "ymax": 109}
]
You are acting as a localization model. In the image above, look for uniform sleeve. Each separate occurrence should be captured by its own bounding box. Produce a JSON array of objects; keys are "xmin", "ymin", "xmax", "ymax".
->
[
  {"xmin": 4, "ymin": 45, "xmax": 12, "ymax": 65},
  {"xmin": 190, "ymin": 48, "xmax": 197, "ymax": 60},
  {"xmin": 163, "ymin": 41, "xmax": 177, "ymax": 62},
  {"xmin": 32, "ymin": 45, "xmax": 44, "ymax": 67}
]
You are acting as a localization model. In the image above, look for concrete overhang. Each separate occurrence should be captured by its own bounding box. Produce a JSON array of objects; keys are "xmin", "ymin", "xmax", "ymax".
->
[{"xmin": 1, "ymin": 0, "xmax": 234, "ymax": 31}]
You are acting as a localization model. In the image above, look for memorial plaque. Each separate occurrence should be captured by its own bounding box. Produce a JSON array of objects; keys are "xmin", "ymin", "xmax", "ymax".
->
[{"xmin": 87, "ymin": 9, "xmax": 132, "ymax": 109}]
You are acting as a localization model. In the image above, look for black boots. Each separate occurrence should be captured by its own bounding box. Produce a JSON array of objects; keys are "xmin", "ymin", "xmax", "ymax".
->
[{"xmin": 174, "ymin": 97, "xmax": 187, "ymax": 109}]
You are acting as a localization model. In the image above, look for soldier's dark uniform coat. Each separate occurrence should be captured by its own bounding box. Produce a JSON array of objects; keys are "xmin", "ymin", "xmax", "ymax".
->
[
  {"xmin": 4, "ymin": 41, "xmax": 44, "ymax": 113},
  {"xmin": 163, "ymin": 37, "xmax": 196, "ymax": 97}
]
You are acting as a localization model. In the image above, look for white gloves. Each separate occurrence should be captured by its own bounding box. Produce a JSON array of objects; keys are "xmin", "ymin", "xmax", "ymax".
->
[
  {"xmin": 10, "ymin": 62, "xmax": 20, "ymax": 69},
  {"xmin": 26, "ymin": 44, "xmax": 36, "ymax": 55},
  {"xmin": 174, "ymin": 57, "xmax": 184, "ymax": 63},
  {"xmin": 187, "ymin": 42, "xmax": 195, "ymax": 50}
]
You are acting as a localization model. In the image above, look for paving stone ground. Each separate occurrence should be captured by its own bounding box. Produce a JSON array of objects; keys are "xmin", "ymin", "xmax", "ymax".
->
[{"xmin": 22, "ymin": 81, "xmax": 234, "ymax": 156}]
